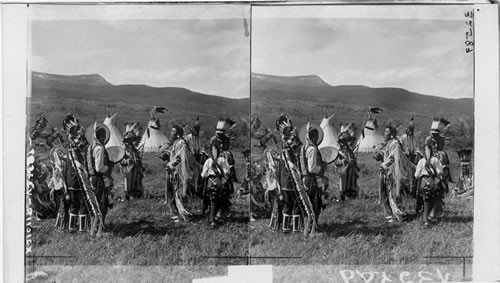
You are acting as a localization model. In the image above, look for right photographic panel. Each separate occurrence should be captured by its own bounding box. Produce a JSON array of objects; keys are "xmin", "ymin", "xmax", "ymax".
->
[{"xmin": 250, "ymin": 4, "xmax": 474, "ymax": 277}]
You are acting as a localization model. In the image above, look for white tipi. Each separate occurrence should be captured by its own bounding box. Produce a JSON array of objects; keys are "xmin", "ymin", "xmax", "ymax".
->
[
  {"xmin": 139, "ymin": 117, "xmax": 169, "ymax": 152},
  {"xmin": 103, "ymin": 112, "xmax": 125, "ymax": 163},
  {"xmin": 319, "ymin": 113, "xmax": 340, "ymax": 150},
  {"xmin": 357, "ymin": 118, "xmax": 384, "ymax": 152}
]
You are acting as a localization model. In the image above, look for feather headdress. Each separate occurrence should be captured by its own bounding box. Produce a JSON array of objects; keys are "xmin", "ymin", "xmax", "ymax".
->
[
  {"xmin": 275, "ymin": 114, "xmax": 293, "ymax": 133},
  {"xmin": 216, "ymin": 117, "xmax": 236, "ymax": 134},
  {"xmin": 62, "ymin": 113, "xmax": 80, "ymax": 133},
  {"xmin": 430, "ymin": 117, "xmax": 450, "ymax": 134}
]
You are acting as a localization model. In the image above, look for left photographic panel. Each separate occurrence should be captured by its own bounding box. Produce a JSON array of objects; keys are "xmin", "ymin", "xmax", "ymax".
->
[{"xmin": 26, "ymin": 4, "xmax": 250, "ymax": 280}]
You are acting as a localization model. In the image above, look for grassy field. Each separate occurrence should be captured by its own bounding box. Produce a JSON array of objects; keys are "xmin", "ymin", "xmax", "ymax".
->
[
  {"xmin": 26, "ymin": 91, "xmax": 474, "ymax": 281},
  {"xmin": 249, "ymin": 152, "xmax": 473, "ymax": 268},
  {"xmin": 29, "ymin": 152, "xmax": 250, "ymax": 267}
]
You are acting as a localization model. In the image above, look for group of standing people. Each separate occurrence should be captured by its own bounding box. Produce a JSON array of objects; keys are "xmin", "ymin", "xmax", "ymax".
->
[
  {"xmin": 29, "ymin": 111, "xmax": 241, "ymax": 237},
  {"xmin": 260, "ymin": 113, "xmax": 457, "ymax": 238},
  {"xmin": 30, "ymin": 113, "xmax": 117, "ymax": 237},
  {"xmin": 160, "ymin": 117, "xmax": 239, "ymax": 228},
  {"xmin": 28, "ymin": 108, "xmax": 463, "ymax": 238},
  {"xmin": 266, "ymin": 114, "xmax": 329, "ymax": 237},
  {"xmin": 377, "ymin": 117, "xmax": 453, "ymax": 226}
]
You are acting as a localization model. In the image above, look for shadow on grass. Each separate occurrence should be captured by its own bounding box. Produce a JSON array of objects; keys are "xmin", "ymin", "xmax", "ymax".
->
[
  {"xmin": 445, "ymin": 215, "xmax": 473, "ymax": 224},
  {"xmin": 107, "ymin": 219, "xmax": 187, "ymax": 238},
  {"xmin": 227, "ymin": 215, "xmax": 250, "ymax": 224},
  {"xmin": 319, "ymin": 219, "xmax": 403, "ymax": 238},
  {"xmin": 187, "ymin": 212, "xmax": 249, "ymax": 225}
]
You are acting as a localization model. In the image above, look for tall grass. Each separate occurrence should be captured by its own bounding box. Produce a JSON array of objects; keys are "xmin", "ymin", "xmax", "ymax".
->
[
  {"xmin": 30, "ymin": 148, "xmax": 249, "ymax": 267},
  {"xmin": 249, "ymin": 153, "xmax": 473, "ymax": 266}
]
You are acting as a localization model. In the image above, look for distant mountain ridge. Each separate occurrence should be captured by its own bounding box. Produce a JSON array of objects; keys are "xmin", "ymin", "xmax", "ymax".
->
[
  {"xmin": 31, "ymin": 71, "xmax": 248, "ymax": 118},
  {"xmin": 252, "ymin": 73, "xmax": 330, "ymax": 88},
  {"xmin": 251, "ymin": 72, "xmax": 473, "ymax": 116},
  {"xmin": 33, "ymin": 71, "xmax": 112, "ymax": 87}
]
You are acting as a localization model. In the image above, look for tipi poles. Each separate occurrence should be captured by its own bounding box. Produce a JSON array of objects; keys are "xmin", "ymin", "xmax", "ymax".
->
[{"xmin": 354, "ymin": 107, "xmax": 370, "ymax": 159}]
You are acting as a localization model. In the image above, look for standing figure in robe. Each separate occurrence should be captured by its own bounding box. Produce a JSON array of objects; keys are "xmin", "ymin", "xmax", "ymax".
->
[
  {"xmin": 299, "ymin": 123, "xmax": 329, "ymax": 226},
  {"xmin": 165, "ymin": 125, "xmax": 197, "ymax": 222},
  {"xmin": 415, "ymin": 136, "xmax": 444, "ymax": 226},
  {"xmin": 276, "ymin": 122, "xmax": 302, "ymax": 233},
  {"xmin": 375, "ymin": 125, "xmax": 415, "ymax": 223},
  {"xmin": 120, "ymin": 123, "xmax": 144, "ymax": 200},
  {"xmin": 185, "ymin": 117, "xmax": 203, "ymax": 162},
  {"xmin": 426, "ymin": 118, "xmax": 452, "ymax": 221},
  {"xmin": 87, "ymin": 122, "xmax": 114, "ymax": 232},
  {"xmin": 335, "ymin": 123, "xmax": 360, "ymax": 201},
  {"xmin": 400, "ymin": 117, "xmax": 418, "ymax": 164},
  {"xmin": 184, "ymin": 117, "xmax": 204, "ymax": 198},
  {"xmin": 201, "ymin": 140, "xmax": 231, "ymax": 228},
  {"xmin": 29, "ymin": 114, "xmax": 61, "ymax": 220},
  {"xmin": 62, "ymin": 114, "xmax": 91, "ymax": 233}
]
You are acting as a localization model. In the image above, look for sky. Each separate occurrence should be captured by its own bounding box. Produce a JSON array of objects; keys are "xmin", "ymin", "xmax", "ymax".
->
[
  {"xmin": 30, "ymin": 5, "xmax": 474, "ymax": 100},
  {"xmin": 30, "ymin": 7, "xmax": 250, "ymax": 98},
  {"xmin": 252, "ymin": 10, "xmax": 473, "ymax": 99}
]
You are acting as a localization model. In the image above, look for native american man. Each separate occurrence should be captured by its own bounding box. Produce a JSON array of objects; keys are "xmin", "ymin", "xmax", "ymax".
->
[
  {"xmin": 29, "ymin": 114, "xmax": 60, "ymax": 220},
  {"xmin": 49, "ymin": 164, "xmax": 69, "ymax": 231},
  {"xmin": 62, "ymin": 114, "xmax": 90, "ymax": 233},
  {"xmin": 400, "ymin": 117, "xmax": 418, "ymax": 164},
  {"xmin": 375, "ymin": 125, "xmax": 415, "ymax": 223},
  {"xmin": 205, "ymin": 118, "xmax": 237, "ymax": 221},
  {"xmin": 244, "ymin": 149, "xmax": 271, "ymax": 220},
  {"xmin": 265, "ymin": 144, "xmax": 282, "ymax": 231},
  {"xmin": 185, "ymin": 117, "xmax": 203, "ymax": 162},
  {"xmin": 335, "ymin": 123, "xmax": 359, "ymax": 201},
  {"xmin": 120, "ymin": 123, "xmax": 144, "ymax": 200},
  {"xmin": 87, "ymin": 123, "xmax": 114, "ymax": 231},
  {"xmin": 165, "ymin": 124, "xmax": 196, "ymax": 222},
  {"xmin": 415, "ymin": 137, "xmax": 444, "ymax": 226},
  {"xmin": 220, "ymin": 137, "xmax": 238, "ymax": 216},
  {"xmin": 425, "ymin": 118, "xmax": 452, "ymax": 221},
  {"xmin": 300, "ymin": 123, "xmax": 329, "ymax": 225},
  {"xmin": 276, "ymin": 121, "xmax": 302, "ymax": 233},
  {"xmin": 201, "ymin": 138, "xmax": 232, "ymax": 227},
  {"xmin": 273, "ymin": 115, "xmax": 319, "ymax": 237},
  {"xmin": 185, "ymin": 117, "xmax": 205, "ymax": 198},
  {"xmin": 250, "ymin": 115, "xmax": 280, "ymax": 221},
  {"xmin": 63, "ymin": 152, "xmax": 87, "ymax": 234}
]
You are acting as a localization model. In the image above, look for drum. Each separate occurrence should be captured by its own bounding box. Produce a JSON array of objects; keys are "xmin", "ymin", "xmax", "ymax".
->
[
  {"xmin": 319, "ymin": 146, "xmax": 339, "ymax": 165},
  {"xmin": 107, "ymin": 146, "xmax": 126, "ymax": 164}
]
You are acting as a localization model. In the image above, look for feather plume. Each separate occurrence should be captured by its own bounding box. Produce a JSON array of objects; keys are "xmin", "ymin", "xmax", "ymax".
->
[
  {"xmin": 440, "ymin": 118, "xmax": 450, "ymax": 127},
  {"xmin": 369, "ymin": 107, "xmax": 383, "ymax": 114},
  {"xmin": 153, "ymin": 106, "xmax": 168, "ymax": 113}
]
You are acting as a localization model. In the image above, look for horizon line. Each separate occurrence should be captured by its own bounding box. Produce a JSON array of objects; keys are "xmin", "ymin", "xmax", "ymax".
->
[
  {"xmin": 251, "ymin": 71, "xmax": 473, "ymax": 100},
  {"xmin": 30, "ymin": 70, "xmax": 250, "ymax": 100}
]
